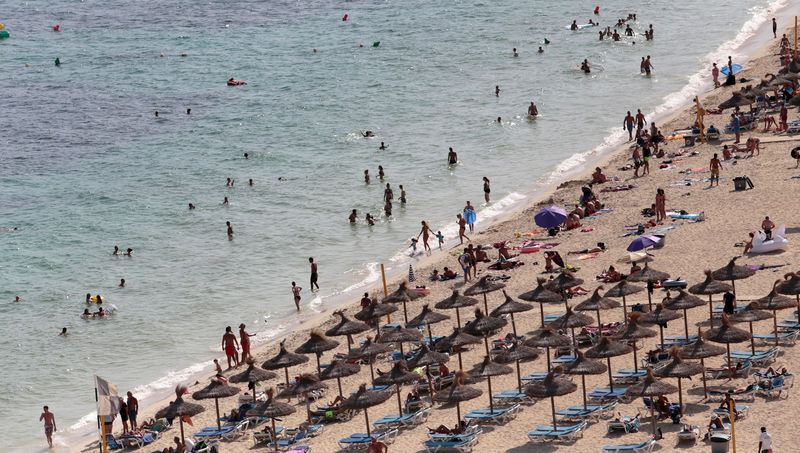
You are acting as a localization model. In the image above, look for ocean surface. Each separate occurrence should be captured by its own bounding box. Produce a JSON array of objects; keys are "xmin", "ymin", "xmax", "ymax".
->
[{"xmin": 0, "ymin": 0, "xmax": 788, "ymax": 449}]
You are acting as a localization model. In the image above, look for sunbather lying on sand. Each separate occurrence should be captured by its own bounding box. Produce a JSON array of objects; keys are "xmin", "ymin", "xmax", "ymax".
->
[{"xmin": 567, "ymin": 243, "xmax": 606, "ymax": 255}]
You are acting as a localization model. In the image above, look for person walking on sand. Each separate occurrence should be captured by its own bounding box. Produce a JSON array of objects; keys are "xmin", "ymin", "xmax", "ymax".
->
[
  {"xmin": 437, "ymin": 231, "xmax": 444, "ymax": 250},
  {"xmin": 482, "ymin": 177, "xmax": 491, "ymax": 203},
  {"xmin": 731, "ymin": 113, "xmax": 741, "ymax": 144},
  {"xmin": 417, "ymin": 221, "xmax": 434, "ymax": 253},
  {"xmin": 309, "ymin": 257, "xmax": 319, "ymax": 291},
  {"xmin": 655, "ymin": 189, "xmax": 666, "ymax": 223},
  {"xmin": 126, "ymin": 391, "xmax": 139, "ymax": 431},
  {"xmin": 292, "ymin": 282, "xmax": 302, "ymax": 310},
  {"xmin": 222, "ymin": 326, "xmax": 240, "ymax": 368},
  {"xmin": 448, "ymin": 147, "xmax": 458, "ymax": 164},
  {"xmin": 467, "ymin": 244, "xmax": 477, "ymax": 279},
  {"xmin": 633, "ymin": 146, "xmax": 642, "ymax": 177},
  {"xmin": 759, "ymin": 426, "xmax": 773, "ymax": 453},
  {"xmin": 458, "ymin": 248, "xmax": 471, "ymax": 283},
  {"xmin": 710, "ymin": 153, "xmax": 722, "ymax": 186},
  {"xmin": 623, "ymin": 111, "xmax": 635, "ymax": 141},
  {"xmin": 239, "ymin": 323, "xmax": 255, "ymax": 362},
  {"xmin": 40, "ymin": 406, "xmax": 56, "ymax": 448},
  {"xmin": 457, "ymin": 213, "xmax": 470, "ymax": 244}
]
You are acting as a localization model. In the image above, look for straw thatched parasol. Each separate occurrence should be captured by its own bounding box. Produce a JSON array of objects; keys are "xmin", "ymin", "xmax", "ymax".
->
[
  {"xmin": 663, "ymin": 288, "xmax": 706, "ymax": 340},
  {"xmin": 464, "ymin": 276, "xmax": 506, "ymax": 313},
  {"xmin": 229, "ymin": 358, "xmax": 277, "ymax": 402},
  {"xmin": 639, "ymin": 303, "xmax": 682, "ymax": 349},
  {"xmin": 789, "ymin": 93, "xmax": 800, "ymax": 107},
  {"xmin": 248, "ymin": 388, "xmax": 296, "ymax": 450},
  {"xmin": 377, "ymin": 325, "xmax": 423, "ymax": 357},
  {"xmin": 347, "ymin": 337, "xmax": 393, "ymax": 382},
  {"xmin": 490, "ymin": 290, "xmax": 533, "ymax": 336},
  {"xmin": 585, "ymin": 336, "xmax": 633, "ymax": 391},
  {"xmin": 679, "ymin": 328, "xmax": 726, "ymax": 398},
  {"xmin": 757, "ymin": 280, "xmax": 798, "ymax": 346},
  {"xmin": 192, "ymin": 379, "xmax": 239, "ymax": 430},
  {"xmin": 561, "ymin": 351, "xmax": 607, "ymax": 409},
  {"xmin": 654, "ymin": 347, "xmax": 703, "ymax": 415},
  {"xmin": 711, "ymin": 257, "xmax": 755, "ymax": 296},
  {"xmin": 407, "ymin": 343, "xmax": 450, "ymax": 399},
  {"xmin": 689, "ymin": 270, "xmax": 733, "ymax": 328},
  {"xmin": 627, "ymin": 262, "xmax": 671, "ymax": 309},
  {"xmin": 155, "ymin": 385, "xmax": 205, "ymax": 443},
  {"xmin": 383, "ymin": 281, "xmax": 427, "ymax": 323},
  {"xmin": 295, "ymin": 331, "xmax": 340, "ymax": 374},
  {"xmin": 547, "ymin": 304, "xmax": 594, "ymax": 349},
  {"xmin": 407, "ymin": 304, "xmax": 451, "ymax": 348},
  {"xmin": 776, "ymin": 272, "xmax": 800, "ymax": 324},
  {"xmin": 519, "ymin": 278, "xmax": 563, "ymax": 324},
  {"xmin": 262, "ymin": 340, "xmax": 310, "ymax": 400},
  {"xmin": 342, "ymin": 383, "xmax": 393, "ymax": 437},
  {"xmin": 374, "ymin": 360, "xmax": 421, "ymax": 415},
  {"xmin": 433, "ymin": 371, "xmax": 483, "ymax": 427},
  {"xmin": 524, "ymin": 366, "xmax": 578, "ymax": 431},
  {"xmin": 318, "ymin": 359, "xmax": 360, "ymax": 398},
  {"xmin": 604, "ymin": 280, "xmax": 644, "ymax": 317},
  {"xmin": 730, "ymin": 302, "xmax": 772, "ymax": 355},
  {"xmin": 354, "ymin": 301, "xmax": 398, "ymax": 331},
  {"xmin": 435, "ymin": 328, "xmax": 481, "ymax": 370},
  {"xmin": 463, "ymin": 308, "xmax": 508, "ymax": 355},
  {"xmin": 625, "ymin": 369, "xmax": 678, "ymax": 436},
  {"xmin": 544, "ymin": 270, "xmax": 584, "ymax": 292},
  {"xmin": 718, "ymin": 94, "xmax": 753, "ymax": 110},
  {"xmin": 469, "ymin": 356, "xmax": 513, "ymax": 413},
  {"xmin": 574, "ymin": 286, "xmax": 620, "ymax": 331},
  {"xmin": 494, "ymin": 341, "xmax": 540, "ymax": 393},
  {"xmin": 705, "ymin": 315, "xmax": 751, "ymax": 379},
  {"xmin": 326, "ymin": 310, "xmax": 370, "ymax": 350},
  {"xmin": 280, "ymin": 373, "xmax": 328, "ymax": 425},
  {"xmin": 434, "ymin": 290, "xmax": 479, "ymax": 328},
  {"xmin": 524, "ymin": 326, "xmax": 571, "ymax": 372},
  {"xmin": 612, "ymin": 312, "xmax": 657, "ymax": 372}
]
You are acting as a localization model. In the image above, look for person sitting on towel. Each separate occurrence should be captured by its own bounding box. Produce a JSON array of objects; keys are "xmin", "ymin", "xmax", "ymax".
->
[
  {"xmin": 591, "ymin": 167, "xmax": 607, "ymax": 184},
  {"xmin": 442, "ymin": 267, "xmax": 457, "ymax": 280}
]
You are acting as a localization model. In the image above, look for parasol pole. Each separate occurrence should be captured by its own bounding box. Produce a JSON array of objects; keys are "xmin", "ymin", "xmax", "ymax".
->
[
  {"xmin": 381, "ymin": 264, "xmax": 390, "ymax": 324},
  {"xmin": 726, "ymin": 343, "xmax": 733, "ymax": 380},
  {"xmin": 396, "ymin": 384, "xmax": 403, "ymax": 415},
  {"xmin": 539, "ymin": 302, "xmax": 545, "ymax": 325},
  {"xmin": 632, "ymin": 339, "xmax": 639, "ymax": 373},
  {"xmin": 622, "ymin": 295, "xmax": 628, "ymax": 319},
  {"xmin": 427, "ymin": 324, "xmax": 435, "ymax": 349},
  {"xmin": 456, "ymin": 402, "xmax": 461, "ymax": 427},
  {"xmin": 677, "ymin": 378, "xmax": 683, "ymax": 416},
  {"xmin": 215, "ymin": 398, "xmax": 221, "ymax": 430},
  {"xmin": 683, "ymin": 308, "xmax": 690, "ymax": 340},
  {"xmin": 597, "ymin": 309, "xmax": 603, "ymax": 332},
  {"xmin": 337, "ymin": 377, "xmax": 343, "ymax": 398},
  {"xmin": 482, "ymin": 293, "xmax": 489, "ymax": 315},
  {"xmin": 729, "ymin": 399, "xmax": 738, "ymax": 453},
  {"xmin": 487, "ymin": 376, "xmax": 495, "ymax": 414},
  {"xmin": 510, "ymin": 313, "xmax": 517, "ymax": 337},
  {"xmin": 284, "ymin": 368, "xmax": 292, "ymax": 401},
  {"xmin": 796, "ymin": 294, "xmax": 799, "ymax": 323},
  {"xmin": 650, "ymin": 401, "xmax": 656, "ymax": 437},
  {"xmin": 709, "ymin": 296, "xmax": 714, "ymax": 328},
  {"xmin": 482, "ymin": 335, "xmax": 490, "ymax": 355},
  {"xmin": 701, "ymin": 357, "xmax": 708, "ymax": 399},
  {"xmin": 581, "ymin": 375, "xmax": 588, "ymax": 410},
  {"xmin": 550, "ymin": 396, "xmax": 558, "ymax": 431},
  {"xmin": 364, "ymin": 408, "xmax": 371, "ymax": 437},
  {"xmin": 748, "ymin": 322, "xmax": 755, "ymax": 355},
  {"xmin": 773, "ymin": 312, "xmax": 779, "ymax": 346},
  {"xmin": 607, "ymin": 357, "xmax": 614, "ymax": 391},
  {"xmin": 457, "ymin": 350, "xmax": 464, "ymax": 370},
  {"xmin": 271, "ymin": 418, "xmax": 279, "ymax": 450},
  {"xmin": 515, "ymin": 359, "xmax": 523, "ymax": 393},
  {"xmin": 545, "ymin": 346, "xmax": 552, "ymax": 372}
]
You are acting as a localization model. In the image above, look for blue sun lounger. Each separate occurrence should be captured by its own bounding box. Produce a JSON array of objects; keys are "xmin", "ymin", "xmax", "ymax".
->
[
  {"xmin": 612, "ymin": 369, "xmax": 647, "ymax": 382},
  {"xmin": 753, "ymin": 331, "xmax": 799, "ymax": 344},
  {"xmin": 464, "ymin": 403, "xmax": 520, "ymax": 425},
  {"xmin": 552, "ymin": 355, "xmax": 578, "ymax": 364},
  {"xmin": 724, "ymin": 347, "xmax": 779, "ymax": 365},
  {"xmin": 492, "ymin": 390, "xmax": 533, "ymax": 405},
  {"xmin": 588, "ymin": 386, "xmax": 629, "ymax": 401},
  {"xmin": 193, "ymin": 420, "xmax": 248, "ymax": 441},
  {"xmin": 555, "ymin": 401, "xmax": 617, "ymax": 421},
  {"xmin": 372, "ymin": 407, "xmax": 430, "ymax": 429},
  {"xmin": 602, "ymin": 437, "xmax": 656, "ymax": 453},
  {"xmin": 338, "ymin": 428, "xmax": 399, "ymax": 450},
  {"xmin": 527, "ymin": 421, "xmax": 587, "ymax": 442},
  {"xmin": 522, "ymin": 372, "xmax": 560, "ymax": 382},
  {"xmin": 424, "ymin": 434, "xmax": 479, "ymax": 453}
]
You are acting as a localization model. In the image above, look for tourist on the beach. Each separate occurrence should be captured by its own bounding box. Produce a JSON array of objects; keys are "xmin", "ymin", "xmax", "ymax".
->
[
  {"xmin": 226, "ymin": 177, "xmax": 232, "ymax": 187},
  {"xmin": 154, "ymin": 111, "xmax": 159, "ymax": 117},
  {"xmin": 127, "ymin": 391, "xmax": 138, "ymax": 430},
  {"xmin": 568, "ymin": 243, "xmax": 605, "ymax": 255},
  {"xmin": 564, "ymin": 214, "xmax": 582, "ymax": 230},
  {"xmin": 410, "ymin": 237, "xmax": 419, "ymax": 253},
  {"xmin": 708, "ymin": 414, "xmax": 724, "ymax": 433},
  {"xmin": 448, "ymin": 147, "xmax": 458, "ymax": 164},
  {"xmin": 458, "ymin": 249, "xmax": 471, "ymax": 283},
  {"xmin": 498, "ymin": 242, "xmax": 512, "ymax": 260},
  {"xmin": 214, "ymin": 358, "xmax": 222, "ymax": 374},
  {"xmin": 623, "ymin": 111, "xmax": 635, "ymax": 140},
  {"xmin": 599, "ymin": 30, "xmax": 604, "ymax": 40},
  {"xmin": 495, "ymin": 85, "xmax": 500, "ymax": 96},
  {"xmin": 442, "ymin": 267, "xmax": 456, "ymax": 279},
  {"xmin": 712, "ymin": 63, "xmax": 720, "ymax": 87},
  {"xmin": 591, "ymin": 167, "xmax": 607, "ymax": 184},
  {"xmin": 743, "ymin": 232, "xmax": 755, "ymax": 254},
  {"xmin": 437, "ymin": 231, "xmax": 444, "ymax": 250},
  {"xmin": 641, "ymin": 144, "xmax": 651, "ymax": 175},
  {"xmin": 93, "ymin": 307, "xmax": 106, "ymax": 317},
  {"xmin": 528, "ymin": 102, "xmax": 538, "ymax": 117},
  {"xmin": 612, "ymin": 30, "xmax": 620, "ymax": 41},
  {"xmin": 113, "ymin": 245, "xmax": 120, "ymax": 255},
  {"xmin": 118, "ymin": 397, "xmax": 129, "ymax": 434},
  {"xmin": 379, "ymin": 142, "xmax": 387, "ymax": 150},
  {"xmin": 655, "ymin": 395, "xmax": 671, "ymax": 417},
  {"xmin": 497, "ymin": 116, "xmax": 502, "ymax": 124},
  {"xmin": 640, "ymin": 57, "xmax": 646, "ymax": 73},
  {"xmin": 710, "ymin": 154, "xmax": 721, "ymax": 186},
  {"xmin": 361, "ymin": 293, "xmax": 372, "ymax": 309},
  {"xmin": 457, "ymin": 213, "xmax": 470, "ymax": 244},
  {"xmin": 655, "ymin": 189, "xmax": 666, "ymax": 222},
  {"xmin": 731, "ymin": 113, "xmax": 741, "ymax": 143},
  {"xmin": 378, "ymin": 165, "xmax": 385, "ymax": 180},
  {"xmin": 399, "ymin": 185, "xmax": 407, "ymax": 203},
  {"xmin": 625, "ymin": 25, "xmax": 633, "ymax": 36},
  {"xmin": 467, "ymin": 244, "xmax": 477, "ymax": 278},
  {"xmin": 384, "ymin": 200, "xmax": 392, "ymax": 216},
  {"xmin": 243, "ymin": 152, "xmax": 249, "ymax": 159},
  {"xmin": 186, "ymin": 108, "xmax": 191, "ymax": 115},
  {"xmin": 239, "ymin": 323, "xmax": 255, "ymax": 362},
  {"xmin": 366, "ymin": 213, "xmax": 375, "ymax": 225},
  {"xmin": 349, "ymin": 209, "xmax": 358, "ymax": 223},
  {"xmin": 483, "ymin": 177, "xmax": 491, "ymax": 202},
  {"xmin": 223, "ymin": 196, "xmax": 229, "ymax": 205},
  {"xmin": 632, "ymin": 146, "xmax": 642, "ymax": 177},
  {"xmin": 59, "ymin": 327, "xmax": 67, "ymax": 336},
  {"xmin": 464, "ymin": 201, "xmax": 476, "ymax": 232},
  {"xmin": 630, "ymin": 262, "xmax": 642, "ymax": 274},
  {"xmin": 384, "ymin": 183, "xmax": 393, "ymax": 202},
  {"xmin": 364, "ymin": 169, "xmax": 370, "ymax": 184},
  {"xmin": 309, "ymin": 257, "xmax": 319, "ymax": 290},
  {"xmin": 40, "ymin": 406, "xmax": 56, "ymax": 447},
  {"xmin": 292, "ymin": 282, "xmax": 302, "ymax": 310},
  {"xmin": 774, "ymin": 18, "xmax": 778, "ymax": 38},
  {"xmin": 119, "ymin": 278, "xmax": 125, "ymax": 288},
  {"xmin": 475, "ymin": 245, "xmax": 489, "ymax": 262},
  {"xmin": 222, "ymin": 326, "xmax": 240, "ymax": 368},
  {"xmin": 759, "ymin": 426, "xmax": 773, "ymax": 453},
  {"xmin": 366, "ymin": 437, "xmax": 388, "ymax": 453},
  {"xmin": 418, "ymin": 221, "xmax": 433, "ymax": 253},
  {"xmin": 635, "ymin": 109, "xmax": 647, "ymax": 129},
  {"xmin": 722, "ymin": 291, "xmax": 736, "ymax": 314},
  {"xmin": 513, "ymin": 47, "xmax": 518, "ymax": 57},
  {"xmin": 781, "ymin": 34, "xmax": 790, "ymax": 48},
  {"xmin": 226, "ymin": 221, "xmax": 234, "ymax": 236},
  {"xmin": 431, "ymin": 269, "xmax": 440, "ymax": 281},
  {"xmin": 722, "ymin": 145, "xmax": 732, "ymax": 160},
  {"xmin": 780, "ymin": 104, "xmax": 788, "ymax": 131},
  {"xmin": 762, "ymin": 216, "xmax": 775, "ymax": 240},
  {"xmin": 581, "ymin": 59, "xmax": 591, "ymax": 73}
]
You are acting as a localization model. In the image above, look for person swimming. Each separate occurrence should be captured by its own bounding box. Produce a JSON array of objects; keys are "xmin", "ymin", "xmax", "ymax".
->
[
  {"xmin": 379, "ymin": 142, "xmax": 387, "ymax": 150},
  {"xmin": 361, "ymin": 130, "xmax": 375, "ymax": 137},
  {"xmin": 581, "ymin": 59, "xmax": 591, "ymax": 73},
  {"xmin": 528, "ymin": 102, "xmax": 538, "ymax": 116}
]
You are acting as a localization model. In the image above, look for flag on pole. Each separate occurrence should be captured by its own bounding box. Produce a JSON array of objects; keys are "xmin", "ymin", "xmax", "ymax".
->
[
  {"xmin": 408, "ymin": 264, "xmax": 416, "ymax": 282},
  {"xmin": 95, "ymin": 375, "xmax": 120, "ymax": 416}
]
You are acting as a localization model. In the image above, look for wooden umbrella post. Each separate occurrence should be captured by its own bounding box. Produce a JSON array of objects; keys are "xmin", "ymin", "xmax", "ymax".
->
[
  {"xmin": 550, "ymin": 396, "xmax": 558, "ymax": 430},
  {"xmin": 701, "ymin": 357, "xmax": 708, "ymax": 399},
  {"xmin": 607, "ymin": 357, "xmax": 614, "ymax": 391},
  {"xmin": 215, "ymin": 398, "xmax": 221, "ymax": 430},
  {"xmin": 487, "ymin": 376, "xmax": 495, "ymax": 414},
  {"xmin": 709, "ymin": 296, "xmax": 714, "ymax": 328},
  {"xmin": 726, "ymin": 343, "xmax": 733, "ymax": 380},
  {"xmin": 364, "ymin": 408, "xmax": 371, "ymax": 437},
  {"xmin": 677, "ymin": 378, "xmax": 684, "ymax": 416}
]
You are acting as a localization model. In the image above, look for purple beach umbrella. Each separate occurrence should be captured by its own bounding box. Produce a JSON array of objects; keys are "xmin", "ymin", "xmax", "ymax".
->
[
  {"xmin": 534, "ymin": 206, "xmax": 567, "ymax": 229},
  {"xmin": 627, "ymin": 235, "xmax": 661, "ymax": 252}
]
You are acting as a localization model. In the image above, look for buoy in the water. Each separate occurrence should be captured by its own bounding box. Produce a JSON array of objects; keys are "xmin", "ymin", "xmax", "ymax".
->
[
  {"xmin": 359, "ymin": 43, "xmax": 364, "ymax": 47},
  {"xmin": 0, "ymin": 30, "xmax": 9, "ymax": 39},
  {"xmin": 53, "ymin": 24, "xmax": 60, "ymax": 32},
  {"xmin": 160, "ymin": 53, "xmax": 164, "ymax": 57},
  {"xmin": 373, "ymin": 41, "xmax": 380, "ymax": 47},
  {"xmin": 594, "ymin": 6, "xmax": 599, "ymax": 14},
  {"xmin": 313, "ymin": 48, "xmax": 317, "ymax": 52},
  {"xmin": 25, "ymin": 63, "xmax": 29, "ymax": 67},
  {"xmin": 0, "ymin": 24, "xmax": 4, "ymax": 30},
  {"xmin": 55, "ymin": 57, "xmax": 61, "ymax": 66},
  {"xmin": 544, "ymin": 38, "xmax": 550, "ymax": 45},
  {"xmin": 342, "ymin": 14, "xmax": 348, "ymax": 21},
  {"xmin": 181, "ymin": 53, "xmax": 187, "ymax": 57}
]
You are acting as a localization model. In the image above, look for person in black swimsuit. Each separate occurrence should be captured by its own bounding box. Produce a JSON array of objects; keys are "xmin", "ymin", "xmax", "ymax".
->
[
  {"xmin": 483, "ymin": 177, "xmax": 491, "ymax": 203},
  {"xmin": 309, "ymin": 257, "xmax": 319, "ymax": 291},
  {"xmin": 448, "ymin": 147, "xmax": 458, "ymax": 164}
]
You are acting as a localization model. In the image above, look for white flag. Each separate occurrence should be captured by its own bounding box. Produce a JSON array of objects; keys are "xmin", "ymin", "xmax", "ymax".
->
[{"xmin": 95, "ymin": 375, "xmax": 120, "ymax": 416}]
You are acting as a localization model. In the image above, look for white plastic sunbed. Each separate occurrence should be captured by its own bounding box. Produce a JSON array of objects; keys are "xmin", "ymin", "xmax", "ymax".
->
[
  {"xmin": 527, "ymin": 421, "xmax": 587, "ymax": 443},
  {"xmin": 372, "ymin": 407, "xmax": 430, "ymax": 429},
  {"xmin": 601, "ymin": 437, "xmax": 656, "ymax": 453},
  {"xmin": 463, "ymin": 403, "xmax": 520, "ymax": 425},
  {"xmin": 424, "ymin": 434, "xmax": 479, "ymax": 453}
]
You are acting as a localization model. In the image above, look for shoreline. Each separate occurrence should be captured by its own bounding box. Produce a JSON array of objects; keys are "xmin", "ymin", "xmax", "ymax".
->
[{"xmin": 62, "ymin": 3, "xmax": 799, "ymax": 453}]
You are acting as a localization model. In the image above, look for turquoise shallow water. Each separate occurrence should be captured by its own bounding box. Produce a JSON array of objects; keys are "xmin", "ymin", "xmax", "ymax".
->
[{"xmin": 0, "ymin": 0, "xmax": 788, "ymax": 449}]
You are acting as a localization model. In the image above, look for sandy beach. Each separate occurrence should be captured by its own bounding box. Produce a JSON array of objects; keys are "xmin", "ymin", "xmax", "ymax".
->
[{"xmin": 73, "ymin": 17, "xmax": 800, "ymax": 453}]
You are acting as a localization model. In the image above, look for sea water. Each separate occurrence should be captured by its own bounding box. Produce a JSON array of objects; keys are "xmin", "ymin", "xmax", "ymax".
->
[{"xmin": 0, "ymin": 0, "xmax": 788, "ymax": 449}]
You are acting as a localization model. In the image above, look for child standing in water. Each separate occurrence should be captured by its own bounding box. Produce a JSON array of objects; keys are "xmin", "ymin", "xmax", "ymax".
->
[{"xmin": 437, "ymin": 231, "xmax": 445, "ymax": 250}]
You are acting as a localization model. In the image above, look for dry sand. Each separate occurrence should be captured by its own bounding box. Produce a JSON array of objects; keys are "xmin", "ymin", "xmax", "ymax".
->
[{"xmin": 78, "ymin": 21, "xmax": 800, "ymax": 453}]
